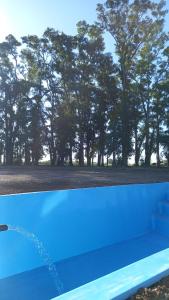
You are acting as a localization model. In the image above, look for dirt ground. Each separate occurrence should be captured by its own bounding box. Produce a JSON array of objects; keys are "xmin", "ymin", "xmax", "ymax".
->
[
  {"xmin": 1, "ymin": 165, "xmax": 169, "ymax": 299},
  {"xmin": 0, "ymin": 165, "xmax": 169, "ymax": 195},
  {"xmin": 129, "ymin": 277, "xmax": 169, "ymax": 300}
]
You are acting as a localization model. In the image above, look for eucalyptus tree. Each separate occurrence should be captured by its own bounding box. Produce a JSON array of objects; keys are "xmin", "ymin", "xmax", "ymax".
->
[
  {"xmin": 0, "ymin": 1, "xmax": 168, "ymax": 167},
  {"xmin": 12, "ymin": 80, "xmax": 33, "ymax": 164},
  {"xmin": 157, "ymin": 46, "xmax": 169, "ymax": 165},
  {"xmin": 97, "ymin": 0, "xmax": 168, "ymax": 166},
  {"xmin": 21, "ymin": 35, "xmax": 47, "ymax": 164},
  {"xmin": 75, "ymin": 21, "xmax": 107, "ymax": 166},
  {"xmin": 38, "ymin": 29, "xmax": 61, "ymax": 166},
  {"xmin": 134, "ymin": 51, "xmax": 158, "ymax": 166},
  {"xmin": 153, "ymin": 64, "xmax": 168, "ymax": 167},
  {"xmin": 132, "ymin": 18, "xmax": 167, "ymax": 166},
  {"xmin": 95, "ymin": 53, "xmax": 117, "ymax": 166},
  {"xmin": 0, "ymin": 34, "xmax": 21, "ymax": 164},
  {"xmin": 44, "ymin": 28, "xmax": 77, "ymax": 166}
]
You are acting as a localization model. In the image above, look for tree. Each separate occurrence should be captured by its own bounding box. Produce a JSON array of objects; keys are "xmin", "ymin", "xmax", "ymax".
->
[
  {"xmin": 21, "ymin": 35, "xmax": 47, "ymax": 165},
  {"xmin": 0, "ymin": 0, "xmax": 168, "ymax": 167},
  {"xmin": 97, "ymin": 0, "xmax": 167, "ymax": 166},
  {"xmin": 0, "ymin": 35, "xmax": 21, "ymax": 164},
  {"xmin": 44, "ymin": 28, "xmax": 77, "ymax": 166},
  {"xmin": 74, "ymin": 21, "xmax": 106, "ymax": 166}
]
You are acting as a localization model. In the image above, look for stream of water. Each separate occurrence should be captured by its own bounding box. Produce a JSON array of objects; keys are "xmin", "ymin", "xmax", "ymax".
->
[{"xmin": 7, "ymin": 225, "xmax": 63, "ymax": 295}]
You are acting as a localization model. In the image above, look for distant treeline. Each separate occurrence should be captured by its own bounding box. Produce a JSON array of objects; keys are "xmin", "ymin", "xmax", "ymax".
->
[{"xmin": 0, "ymin": 0, "xmax": 169, "ymax": 167}]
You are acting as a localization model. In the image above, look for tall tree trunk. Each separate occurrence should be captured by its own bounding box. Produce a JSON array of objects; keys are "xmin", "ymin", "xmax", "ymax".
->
[
  {"xmin": 145, "ymin": 124, "xmax": 151, "ymax": 167},
  {"xmin": 25, "ymin": 144, "xmax": 31, "ymax": 165},
  {"xmin": 106, "ymin": 155, "xmax": 109, "ymax": 167},
  {"xmin": 69, "ymin": 144, "xmax": 73, "ymax": 166},
  {"xmin": 87, "ymin": 154, "xmax": 91, "ymax": 167},
  {"xmin": 156, "ymin": 117, "xmax": 160, "ymax": 168},
  {"xmin": 101, "ymin": 154, "xmax": 104, "ymax": 167},
  {"xmin": 5, "ymin": 139, "xmax": 14, "ymax": 165},
  {"xmin": 121, "ymin": 60, "xmax": 129, "ymax": 167},
  {"xmin": 134, "ymin": 127, "xmax": 140, "ymax": 167},
  {"xmin": 97, "ymin": 152, "xmax": 101, "ymax": 167},
  {"xmin": 98, "ymin": 128, "xmax": 105, "ymax": 167},
  {"xmin": 50, "ymin": 150, "xmax": 56, "ymax": 166},
  {"xmin": 50, "ymin": 125, "xmax": 56, "ymax": 166},
  {"xmin": 167, "ymin": 154, "xmax": 169, "ymax": 167},
  {"xmin": 86, "ymin": 139, "xmax": 91, "ymax": 167},
  {"xmin": 57, "ymin": 153, "xmax": 64, "ymax": 166},
  {"xmin": 79, "ymin": 132, "xmax": 84, "ymax": 166},
  {"xmin": 112, "ymin": 151, "xmax": 116, "ymax": 167}
]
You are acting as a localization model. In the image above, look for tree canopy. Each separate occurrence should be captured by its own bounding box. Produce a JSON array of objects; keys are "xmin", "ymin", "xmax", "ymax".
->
[{"xmin": 0, "ymin": 0, "xmax": 168, "ymax": 167}]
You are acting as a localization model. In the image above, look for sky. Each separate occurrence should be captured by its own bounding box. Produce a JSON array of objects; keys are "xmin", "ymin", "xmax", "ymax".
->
[
  {"xmin": 0, "ymin": 0, "xmax": 104, "ymax": 39},
  {"xmin": 0, "ymin": 0, "xmax": 169, "ymax": 50},
  {"xmin": 1, "ymin": 0, "xmax": 168, "ymax": 53}
]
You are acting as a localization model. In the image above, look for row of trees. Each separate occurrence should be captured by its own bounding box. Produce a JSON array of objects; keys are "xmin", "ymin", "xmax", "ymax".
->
[{"xmin": 0, "ymin": 0, "xmax": 169, "ymax": 167}]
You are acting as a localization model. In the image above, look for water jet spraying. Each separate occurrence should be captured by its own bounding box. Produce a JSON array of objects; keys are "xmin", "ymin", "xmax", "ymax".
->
[
  {"xmin": 0, "ymin": 224, "xmax": 63, "ymax": 295},
  {"xmin": 0, "ymin": 224, "xmax": 8, "ymax": 232}
]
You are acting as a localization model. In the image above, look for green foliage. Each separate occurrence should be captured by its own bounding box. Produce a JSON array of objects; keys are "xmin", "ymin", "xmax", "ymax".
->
[{"xmin": 0, "ymin": 1, "xmax": 168, "ymax": 166}]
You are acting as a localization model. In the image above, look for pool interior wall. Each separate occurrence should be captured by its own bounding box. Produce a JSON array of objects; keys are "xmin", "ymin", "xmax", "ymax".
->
[{"xmin": 0, "ymin": 182, "xmax": 169, "ymax": 300}]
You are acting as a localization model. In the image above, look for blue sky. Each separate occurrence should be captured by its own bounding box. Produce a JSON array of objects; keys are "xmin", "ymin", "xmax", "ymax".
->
[
  {"xmin": 0, "ymin": 0, "xmax": 169, "ymax": 53},
  {"xmin": 0, "ymin": 0, "xmax": 104, "ymax": 38}
]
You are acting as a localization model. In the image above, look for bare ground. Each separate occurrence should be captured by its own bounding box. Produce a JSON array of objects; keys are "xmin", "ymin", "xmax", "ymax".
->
[
  {"xmin": 0, "ymin": 165, "xmax": 169, "ymax": 195},
  {"xmin": 129, "ymin": 277, "xmax": 169, "ymax": 300},
  {"xmin": 1, "ymin": 165, "xmax": 169, "ymax": 299}
]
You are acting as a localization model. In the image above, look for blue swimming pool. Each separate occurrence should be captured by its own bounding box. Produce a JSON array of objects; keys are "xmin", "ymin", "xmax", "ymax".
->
[{"xmin": 1, "ymin": 182, "xmax": 169, "ymax": 299}]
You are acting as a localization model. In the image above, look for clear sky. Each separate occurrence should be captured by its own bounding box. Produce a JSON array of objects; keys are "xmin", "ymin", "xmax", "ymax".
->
[
  {"xmin": 0, "ymin": 0, "xmax": 104, "ymax": 39},
  {"xmin": 0, "ymin": 0, "xmax": 169, "ymax": 52}
]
